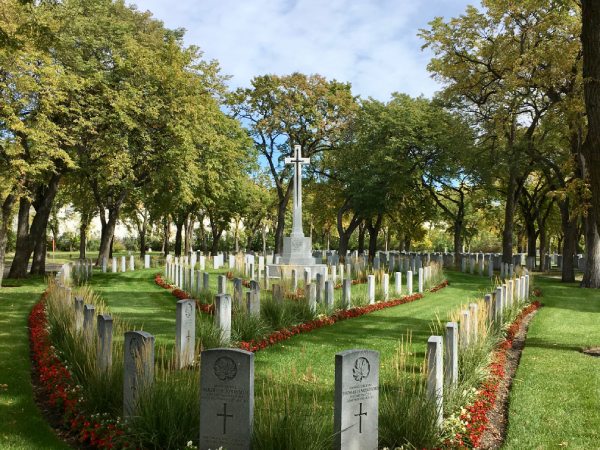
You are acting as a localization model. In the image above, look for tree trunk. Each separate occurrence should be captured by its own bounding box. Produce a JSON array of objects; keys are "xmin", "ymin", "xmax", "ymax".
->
[
  {"xmin": 539, "ymin": 225, "xmax": 548, "ymax": 272},
  {"xmin": 404, "ymin": 236, "xmax": 411, "ymax": 252},
  {"xmin": 582, "ymin": 213, "xmax": 600, "ymax": 287},
  {"xmin": 174, "ymin": 220, "xmax": 184, "ymax": 257},
  {"xmin": 366, "ymin": 215, "xmax": 383, "ymax": 261},
  {"xmin": 162, "ymin": 217, "xmax": 170, "ymax": 256},
  {"xmin": 0, "ymin": 194, "xmax": 16, "ymax": 288},
  {"xmin": 8, "ymin": 197, "xmax": 31, "ymax": 278},
  {"xmin": 234, "ymin": 219, "xmax": 239, "ymax": 253},
  {"xmin": 336, "ymin": 202, "xmax": 361, "ymax": 263},
  {"xmin": 357, "ymin": 222, "xmax": 366, "ymax": 254},
  {"xmin": 79, "ymin": 213, "xmax": 90, "ymax": 259},
  {"xmin": 560, "ymin": 200, "xmax": 577, "ymax": 282},
  {"xmin": 96, "ymin": 195, "xmax": 126, "ymax": 266},
  {"xmin": 581, "ymin": 0, "xmax": 600, "ymax": 287},
  {"xmin": 184, "ymin": 214, "xmax": 194, "ymax": 255},
  {"xmin": 96, "ymin": 189, "xmax": 127, "ymax": 266},
  {"xmin": 209, "ymin": 217, "xmax": 223, "ymax": 256},
  {"xmin": 453, "ymin": 216, "xmax": 463, "ymax": 270},
  {"xmin": 29, "ymin": 174, "xmax": 62, "ymax": 275},
  {"xmin": 502, "ymin": 173, "xmax": 519, "ymax": 264}
]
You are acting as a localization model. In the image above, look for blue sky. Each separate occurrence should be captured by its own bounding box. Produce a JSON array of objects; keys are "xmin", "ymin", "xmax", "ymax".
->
[{"xmin": 128, "ymin": 0, "xmax": 474, "ymax": 100}]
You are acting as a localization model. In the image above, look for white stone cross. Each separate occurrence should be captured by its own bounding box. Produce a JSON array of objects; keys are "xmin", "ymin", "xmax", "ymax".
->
[{"xmin": 285, "ymin": 144, "xmax": 310, "ymax": 237}]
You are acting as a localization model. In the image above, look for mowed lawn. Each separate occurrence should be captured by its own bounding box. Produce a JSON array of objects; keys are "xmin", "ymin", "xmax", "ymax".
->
[
  {"xmin": 0, "ymin": 277, "xmax": 70, "ymax": 450},
  {"xmin": 504, "ymin": 276, "xmax": 600, "ymax": 449}
]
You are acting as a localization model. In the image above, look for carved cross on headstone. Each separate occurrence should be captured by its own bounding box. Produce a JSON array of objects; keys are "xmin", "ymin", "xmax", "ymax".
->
[
  {"xmin": 216, "ymin": 402, "xmax": 233, "ymax": 434},
  {"xmin": 284, "ymin": 145, "xmax": 310, "ymax": 238},
  {"xmin": 354, "ymin": 402, "xmax": 367, "ymax": 433}
]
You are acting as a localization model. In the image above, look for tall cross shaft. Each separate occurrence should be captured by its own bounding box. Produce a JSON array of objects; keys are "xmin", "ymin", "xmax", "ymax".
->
[{"xmin": 284, "ymin": 145, "xmax": 310, "ymax": 237}]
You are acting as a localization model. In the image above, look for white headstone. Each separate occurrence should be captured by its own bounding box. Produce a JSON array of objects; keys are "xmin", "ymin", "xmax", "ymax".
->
[
  {"xmin": 176, "ymin": 299, "xmax": 196, "ymax": 369},
  {"xmin": 199, "ymin": 348, "xmax": 254, "ymax": 450},
  {"xmin": 334, "ymin": 349, "xmax": 379, "ymax": 450}
]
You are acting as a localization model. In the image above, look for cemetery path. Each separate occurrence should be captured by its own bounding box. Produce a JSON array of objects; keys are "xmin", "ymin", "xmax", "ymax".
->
[
  {"xmin": 0, "ymin": 277, "xmax": 71, "ymax": 450},
  {"xmin": 503, "ymin": 276, "xmax": 600, "ymax": 449}
]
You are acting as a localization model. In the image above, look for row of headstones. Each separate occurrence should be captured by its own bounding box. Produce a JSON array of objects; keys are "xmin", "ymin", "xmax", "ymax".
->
[
  {"xmin": 460, "ymin": 254, "xmax": 517, "ymax": 278},
  {"xmin": 99, "ymin": 254, "xmax": 153, "ymax": 273},
  {"xmin": 428, "ymin": 272, "xmax": 531, "ymax": 426},
  {"xmin": 165, "ymin": 261, "xmax": 232, "ymax": 297},
  {"xmin": 123, "ymin": 337, "xmax": 381, "ymax": 450}
]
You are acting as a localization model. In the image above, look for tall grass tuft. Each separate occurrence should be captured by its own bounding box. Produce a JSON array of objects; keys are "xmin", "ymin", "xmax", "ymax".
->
[
  {"xmin": 127, "ymin": 348, "xmax": 200, "ymax": 449},
  {"xmin": 45, "ymin": 280, "xmax": 126, "ymax": 415},
  {"xmin": 253, "ymin": 379, "xmax": 332, "ymax": 450},
  {"xmin": 379, "ymin": 334, "xmax": 441, "ymax": 448}
]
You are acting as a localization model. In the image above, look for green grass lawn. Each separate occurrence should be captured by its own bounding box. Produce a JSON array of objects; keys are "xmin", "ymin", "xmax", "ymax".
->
[
  {"xmin": 0, "ymin": 277, "xmax": 70, "ymax": 450},
  {"xmin": 6, "ymin": 265, "xmax": 600, "ymax": 449},
  {"xmin": 504, "ymin": 276, "xmax": 600, "ymax": 449}
]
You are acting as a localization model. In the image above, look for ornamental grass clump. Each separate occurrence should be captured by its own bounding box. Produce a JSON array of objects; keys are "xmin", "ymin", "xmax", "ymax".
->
[
  {"xmin": 126, "ymin": 348, "xmax": 200, "ymax": 450},
  {"xmin": 253, "ymin": 378, "xmax": 332, "ymax": 450},
  {"xmin": 45, "ymin": 281, "xmax": 125, "ymax": 416},
  {"xmin": 379, "ymin": 334, "xmax": 441, "ymax": 449},
  {"xmin": 425, "ymin": 262, "xmax": 445, "ymax": 290},
  {"xmin": 232, "ymin": 304, "xmax": 272, "ymax": 343}
]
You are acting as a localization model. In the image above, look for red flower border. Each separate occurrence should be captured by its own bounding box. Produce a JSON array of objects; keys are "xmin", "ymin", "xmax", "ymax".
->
[
  {"xmin": 451, "ymin": 300, "xmax": 542, "ymax": 448},
  {"xmin": 29, "ymin": 293, "xmax": 126, "ymax": 449},
  {"xmin": 154, "ymin": 273, "xmax": 214, "ymax": 314}
]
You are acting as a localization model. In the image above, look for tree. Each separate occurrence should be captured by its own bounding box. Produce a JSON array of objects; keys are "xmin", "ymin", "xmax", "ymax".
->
[
  {"xmin": 581, "ymin": 0, "xmax": 600, "ymax": 287},
  {"xmin": 422, "ymin": 0, "xmax": 581, "ymax": 266},
  {"xmin": 230, "ymin": 73, "xmax": 357, "ymax": 254}
]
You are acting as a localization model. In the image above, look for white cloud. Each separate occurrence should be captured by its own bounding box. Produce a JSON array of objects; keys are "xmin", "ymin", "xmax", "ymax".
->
[{"xmin": 129, "ymin": 0, "xmax": 473, "ymax": 100}]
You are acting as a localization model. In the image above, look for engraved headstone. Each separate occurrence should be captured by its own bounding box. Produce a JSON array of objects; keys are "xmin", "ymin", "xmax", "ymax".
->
[
  {"xmin": 418, "ymin": 267, "xmax": 424, "ymax": 293},
  {"xmin": 217, "ymin": 275, "xmax": 227, "ymax": 295},
  {"xmin": 112, "ymin": 257, "xmax": 117, "ymax": 273},
  {"xmin": 407, "ymin": 270, "xmax": 413, "ymax": 295},
  {"xmin": 214, "ymin": 294, "xmax": 232, "ymax": 343},
  {"xmin": 129, "ymin": 255, "xmax": 135, "ymax": 271},
  {"xmin": 342, "ymin": 279, "xmax": 351, "ymax": 309},
  {"xmin": 367, "ymin": 275, "xmax": 375, "ymax": 304},
  {"xmin": 199, "ymin": 348, "xmax": 254, "ymax": 450},
  {"xmin": 203, "ymin": 272, "xmax": 210, "ymax": 291},
  {"xmin": 121, "ymin": 256, "xmax": 126, "ymax": 273},
  {"xmin": 97, "ymin": 314, "xmax": 113, "ymax": 371},
  {"xmin": 74, "ymin": 296, "xmax": 84, "ymax": 331},
  {"xmin": 382, "ymin": 273, "xmax": 389, "ymax": 300},
  {"xmin": 272, "ymin": 284, "xmax": 284, "ymax": 304},
  {"xmin": 427, "ymin": 336, "xmax": 444, "ymax": 427},
  {"xmin": 334, "ymin": 349, "xmax": 379, "ymax": 450},
  {"xmin": 176, "ymin": 299, "xmax": 196, "ymax": 369},
  {"xmin": 494, "ymin": 287, "xmax": 503, "ymax": 323},
  {"xmin": 460, "ymin": 310, "xmax": 470, "ymax": 347},
  {"xmin": 83, "ymin": 304, "xmax": 95, "ymax": 342},
  {"xmin": 306, "ymin": 283, "xmax": 316, "ymax": 312},
  {"xmin": 123, "ymin": 331, "xmax": 155, "ymax": 418},
  {"xmin": 394, "ymin": 272, "xmax": 402, "ymax": 295},
  {"xmin": 246, "ymin": 290, "xmax": 260, "ymax": 317},
  {"xmin": 325, "ymin": 280, "xmax": 334, "ymax": 310},
  {"xmin": 233, "ymin": 278, "xmax": 243, "ymax": 307},
  {"xmin": 445, "ymin": 322, "xmax": 458, "ymax": 387},
  {"xmin": 469, "ymin": 303, "xmax": 478, "ymax": 341}
]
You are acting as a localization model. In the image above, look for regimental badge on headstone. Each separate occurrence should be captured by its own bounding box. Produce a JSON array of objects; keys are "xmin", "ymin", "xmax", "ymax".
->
[
  {"xmin": 199, "ymin": 348, "xmax": 254, "ymax": 450},
  {"xmin": 334, "ymin": 349, "xmax": 379, "ymax": 450}
]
